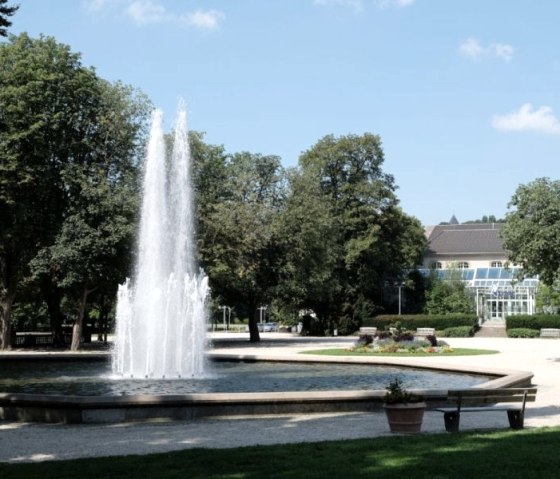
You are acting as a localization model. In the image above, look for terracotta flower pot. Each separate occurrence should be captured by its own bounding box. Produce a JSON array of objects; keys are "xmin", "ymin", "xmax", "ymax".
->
[{"xmin": 383, "ymin": 402, "xmax": 426, "ymax": 433}]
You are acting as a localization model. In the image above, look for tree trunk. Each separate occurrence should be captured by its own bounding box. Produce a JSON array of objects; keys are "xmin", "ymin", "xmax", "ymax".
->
[
  {"xmin": 248, "ymin": 303, "xmax": 261, "ymax": 343},
  {"xmin": 0, "ymin": 291, "xmax": 15, "ymax": 350},
  {"xmin": 98, "ymin": 301, "xmax": 109, "ymax": 343},
  {"xmin": 71, "ymin": 285, "xmax": 90, "ymax": 351},
  {"xmin": 41, "ymin": 279, "xmax": 65, "ymax": 347},
  {"xmin": 0, "ymin": 255, "xmax": 16, "ymax": 350}
]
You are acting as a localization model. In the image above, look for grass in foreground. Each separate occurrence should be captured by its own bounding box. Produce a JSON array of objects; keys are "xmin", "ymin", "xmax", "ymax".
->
[
  {"xmin": 1, "ymin": 427, "xmax": 559, "ymax": 479},
  {"xmin": 301, "ymin": 348, "xmax": 499, "ymax": 357}
]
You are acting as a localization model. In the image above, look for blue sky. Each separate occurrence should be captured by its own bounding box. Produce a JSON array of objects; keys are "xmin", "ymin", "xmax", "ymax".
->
[{"xmin": 10, "ymin": 0, "xmax": 560, "ymax": 226}]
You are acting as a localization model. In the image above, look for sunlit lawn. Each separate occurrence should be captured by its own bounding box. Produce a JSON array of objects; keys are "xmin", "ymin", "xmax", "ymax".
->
[{"xmin": 1, "ymin": 427, "xmax": 559, "ymax": 479}]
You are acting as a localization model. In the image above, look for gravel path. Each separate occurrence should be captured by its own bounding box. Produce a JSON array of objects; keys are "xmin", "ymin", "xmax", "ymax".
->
[{"xmin": 1, "ymin": 336, "xmax": 558, "ymax": 463}]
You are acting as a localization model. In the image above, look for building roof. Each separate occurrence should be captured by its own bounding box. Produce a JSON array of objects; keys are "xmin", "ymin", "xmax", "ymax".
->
[{"xmin": 425, "ymin": 223, "xmax": 504, "ymax": 256}]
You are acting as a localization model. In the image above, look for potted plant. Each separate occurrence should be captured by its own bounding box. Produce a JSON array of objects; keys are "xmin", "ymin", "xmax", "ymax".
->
[{"xmin": 383, "ymin": 378, "xmax": 426, "ymax": 433}]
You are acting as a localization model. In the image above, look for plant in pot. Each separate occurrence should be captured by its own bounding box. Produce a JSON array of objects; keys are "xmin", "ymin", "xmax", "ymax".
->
[{"xmin": 383, "ymin": 378, "xmax": 426, "ymax": 433}]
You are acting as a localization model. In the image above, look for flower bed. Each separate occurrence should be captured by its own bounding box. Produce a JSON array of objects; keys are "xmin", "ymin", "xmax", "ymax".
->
[{"xmin": 350, "ymin": 336, "xmax": 454, "ymax": 354}]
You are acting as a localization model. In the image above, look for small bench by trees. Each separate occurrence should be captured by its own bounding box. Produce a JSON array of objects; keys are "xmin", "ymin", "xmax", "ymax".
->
[
  {"xmin": 358, "ymin": 327, "xmax": 377, "ymax": 335},
  {"xmin": 540, "ymin": 328, "xmax": 560, "ymax": 338},
  {"xmin": 435, "ymin": 387, "xmax": 537, "ymax": 432},
  {"xmin": 415, "ymin": 327, "xmax": 435, "ymax": 337}
]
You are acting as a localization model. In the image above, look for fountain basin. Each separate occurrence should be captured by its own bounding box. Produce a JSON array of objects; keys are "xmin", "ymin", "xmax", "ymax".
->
[{"xmin": 0, "ymin": 352, "xmax": 533, "ymax": 423}]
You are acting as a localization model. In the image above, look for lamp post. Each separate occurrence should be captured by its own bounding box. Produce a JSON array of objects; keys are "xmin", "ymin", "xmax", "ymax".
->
[
  {"xmin": 398, "ymin": 283, "xmax": 404, "ymax": 316},
  {"xmin": 258, "ymin": 306, "xmax": 268, "ymax": 323},
  {"xmin": 220, "ymin": 306, "xmax": 231, "ymax": 331}
]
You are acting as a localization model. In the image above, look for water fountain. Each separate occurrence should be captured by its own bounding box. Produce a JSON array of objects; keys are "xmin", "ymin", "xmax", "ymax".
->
[
  {"xmin": 0, "ymin": 104, "xmax": 533, "ymax": 424},
  {"xmin": 112, "ymin": 105, "xmax": 209, "ymax": 379}
]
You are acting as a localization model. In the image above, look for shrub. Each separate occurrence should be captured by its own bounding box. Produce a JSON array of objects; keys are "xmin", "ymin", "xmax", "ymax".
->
[
  {"xmin": 442, "ymin": 326, "xmax": 474, "ymax": 337},
  {"xmin": 363, "ymin": 314, "xmax": 477, "ymax": 331},
  {"xmin": 425, "ymin": 334, "xmax": 438, "ymax": 347},
  {"xmin": 507, "ymin": 328, "xmax": 540, "ymax": 338},
  {"xmin": 394, "ymin": 332, "xmax": 415, "ymax": 342},
  {"xmin": 384, "ymin": 378, "xmax": 424, "ymax": 404},
  {"xmin": 356, "ymin": 334, "xmax": 374, "ymax": 346},
  {"xmin": 506, "ymin": 315, "xmax": 560, "ymax": 330}
]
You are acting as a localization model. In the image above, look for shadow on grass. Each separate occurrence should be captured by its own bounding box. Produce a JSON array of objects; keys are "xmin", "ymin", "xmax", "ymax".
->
[{"xmin": 1, "ymin": 427, "xmax": 560, "ymax": 479}]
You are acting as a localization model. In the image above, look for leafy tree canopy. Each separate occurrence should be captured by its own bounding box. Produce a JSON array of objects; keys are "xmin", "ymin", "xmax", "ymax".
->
[{"xmin": 501, "ymin": 177, "xmax": 560, "ymax": 285}]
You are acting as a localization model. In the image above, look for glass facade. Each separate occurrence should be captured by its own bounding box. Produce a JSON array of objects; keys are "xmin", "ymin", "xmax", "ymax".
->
[{"xmin": 419, "ymin": 267, "xmax": 538, "ymax": 321}]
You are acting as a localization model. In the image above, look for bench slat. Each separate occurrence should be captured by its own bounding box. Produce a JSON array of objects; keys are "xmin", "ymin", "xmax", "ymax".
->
[
  {"xmin": 453, "ymin": 396, "xmax": 535, "ymax": 404},
  {"xmin": 447, "ymin": 388, "xmax": 536, "ymax": 397},
  {"xmin": 435, "ymin": 406, "xmax": 521, "ymax": 413}
]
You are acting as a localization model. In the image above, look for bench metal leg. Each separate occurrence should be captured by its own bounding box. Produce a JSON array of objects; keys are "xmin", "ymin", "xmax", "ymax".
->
[
  {"xmin": 443, "ymin": 412, "xmax": 460, "ymax": 432},
  {"xmin": 507, "ymin": 410, "xmax": 524, "ymax": 429}
]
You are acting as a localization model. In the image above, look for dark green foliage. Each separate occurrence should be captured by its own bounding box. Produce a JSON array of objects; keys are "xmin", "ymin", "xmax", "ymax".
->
[
  {"xmin": 199, "ymin": 151, "xmax": 287, "ymax": 342},
  {"xmin": 383, "ymin": 377, "xmax": 424, "ymax": 404},
  {"xmin": 364, "ymin": 314, "xmax": 478, "ymax": 330},
  {"xmin": 279, "ymin": 133, "xmax": 427, "ymax": 335},
  {"xmin": 506, "ymin": 314, "xmax": 560, "ymax": 330},
  {"xmin": 0, "ymin": 33, "xmax": 150, "ymax": 348},
  {"xmin": 442, "ymin": 325, "xmax": 475, "ymax": 337},
  {"xmin": 501, "ymin": 178, "xmax": 560, "ymax": 285},
  {"xmin": 424, "ymin": 272, "xmax": 475, "ymax": 315},
  {"xmin": 506, "ymin": 328, "xmax": 540, "ymax": 338}
]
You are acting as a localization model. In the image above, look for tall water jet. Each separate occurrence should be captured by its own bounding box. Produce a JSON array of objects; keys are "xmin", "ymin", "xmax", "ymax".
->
[{"xmin": 112, "ymin": 105, "xmax": 209, "ymax": 379}]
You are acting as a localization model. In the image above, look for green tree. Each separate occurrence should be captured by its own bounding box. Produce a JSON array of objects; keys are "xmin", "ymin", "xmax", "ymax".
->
[
  {"xmin": 424, "ymin": 271, "xmax": 474, "ymax": 315},
  {"xmin": 0, "ymin": 0, "xmax": 18, "ymax": 37},
  {"xmin": 0, "ymin": 34, "xmax": 101, "ymax": 348},
  {"xmin": 202, "ymin": 152, "xmax": 286, "ymax": 342},
  {"xmin": 501, "ymin": 177, "xmax": 560, "ymax": 285},
  {"xmin": 283, "ymin": 133, "xmax": 426, "ymax": 334},
  {"xmin": 0, "ymin": 34, "xmax": 150, "ymax": 349},
  {"xmin": 276, "ymin": 167, "xmax": 340, "ymax": 333},
  {"xmin": 30, "ymin": 167, "xmax": 138, "ymax": 350},
  {"xmin": 536, "ymin": 281, "xmax": 560, "ymax": 315}
]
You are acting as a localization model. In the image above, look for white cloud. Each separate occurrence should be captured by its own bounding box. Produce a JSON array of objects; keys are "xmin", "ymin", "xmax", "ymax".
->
[
  {"xmin": 491, "ymin": 43, "xmax": 514, "ymax": 62},
  {"xmin": 181, "ymin": 9, "xmax": 225, "ymax": 30},
  {"xmin": 459, "ymin": 37, "xmax": 483, "ymax": 60},
  {"xmin": 459, "ymin": 37, "xmax": 514, "ymax": 62},
  {"xmin": 492, "ymin": 104, "xmax": 560, "ymax": 135},
  {"xmin": 85, "ymin": 0, "xmax": 225, "ymax": 30},
  {"xmin": 125, "ymin": 1, "xmax": 170, "ymax": 25}
]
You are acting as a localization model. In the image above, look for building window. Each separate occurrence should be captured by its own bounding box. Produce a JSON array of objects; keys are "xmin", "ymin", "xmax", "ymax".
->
[
  {"xmin": 457, "ymin": 262, "xmax": 469, "ymax": 269},
  {"xmin": 431, "ymin": 261, "xmax": 443, "ymax": 269},
  {"xmin": 491, "ymin": 261, "xmax": 503, "ymax": 268}
]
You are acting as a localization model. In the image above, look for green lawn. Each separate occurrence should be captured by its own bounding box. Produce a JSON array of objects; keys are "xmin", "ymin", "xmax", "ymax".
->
[
  {"xmin": 301, "ymin": 348, "xmax": 499, "ymax": 357},
  {"xmin": 1, "ymin": 427, "xmax": 559, "ymax": 478}
]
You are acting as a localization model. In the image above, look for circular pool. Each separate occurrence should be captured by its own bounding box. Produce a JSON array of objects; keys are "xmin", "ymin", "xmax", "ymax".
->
[{"xmin": 0, "ymin": 357, "xmax": 490, "ymax": 396}]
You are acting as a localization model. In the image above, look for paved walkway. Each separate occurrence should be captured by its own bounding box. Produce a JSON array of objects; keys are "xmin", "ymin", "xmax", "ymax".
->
[{"xmin": 1, "ymin": 335, "xmax": 559, "ymax": 463}]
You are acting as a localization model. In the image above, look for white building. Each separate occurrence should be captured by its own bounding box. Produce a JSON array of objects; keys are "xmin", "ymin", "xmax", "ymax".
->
[{"xmin": 420, "ymin": 220, "xmax": 538, "ymax": 322}]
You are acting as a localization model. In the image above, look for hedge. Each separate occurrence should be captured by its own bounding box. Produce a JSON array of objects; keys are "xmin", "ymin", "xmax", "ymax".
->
[
  {"xmin": 363, "ymin": 314, "xmax": 478, "ymax": 331},
  {"xmin": 505, "ymin": 315, "xmax": 560, "ymax": 330},
  {"xmin": 507, "ymin": 328, "xmax": 540, "ymax": 338},
  {"xmin": 441, "ymin": 326, "xmax": 474, "ymax": 337}
]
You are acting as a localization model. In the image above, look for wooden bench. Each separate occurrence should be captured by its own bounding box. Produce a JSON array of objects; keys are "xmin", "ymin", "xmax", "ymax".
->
[
  {"xmin": 435, "ymin": 387, "xmax": 537, "ymax": 432},
  {"xmin": 416, "ymin": 327, "xmax": 435, "ymax": 337},
  {"xmin": 359, "ymin": 327, "xmax": 377, "ymax": 335},
  {"xmin": 540, "ymin": 328, "xmax": 560, "ymax": 338}
]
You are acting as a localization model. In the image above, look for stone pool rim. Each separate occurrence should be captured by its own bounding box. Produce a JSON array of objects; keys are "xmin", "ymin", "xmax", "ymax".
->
[{"xmin": 0, "ymin": 351, "xmax": 533, "ymax": 424}]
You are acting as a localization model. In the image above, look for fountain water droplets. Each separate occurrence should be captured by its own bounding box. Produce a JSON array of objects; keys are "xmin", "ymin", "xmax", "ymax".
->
[{"xmin": 112, "ymin": 104, "xmax": 209, "ymax": 379}]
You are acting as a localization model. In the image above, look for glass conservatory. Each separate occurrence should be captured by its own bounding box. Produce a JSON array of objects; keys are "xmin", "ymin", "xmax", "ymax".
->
[{"xmin": 419, "ymin": 267, "xmax": 539, "ymax": 321}]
